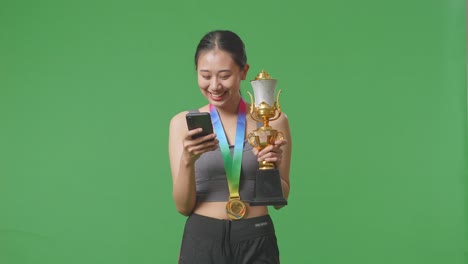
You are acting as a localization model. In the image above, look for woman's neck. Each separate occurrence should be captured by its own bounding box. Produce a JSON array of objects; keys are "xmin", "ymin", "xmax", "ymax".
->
[{"xmin": 214, "ymin": 95, "xmax": 242, "ymax": 117}]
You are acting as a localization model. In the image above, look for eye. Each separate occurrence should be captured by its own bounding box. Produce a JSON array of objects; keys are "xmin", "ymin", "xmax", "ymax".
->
[
  {"xmin": 201, "ymin": 75, "xmax": 211, "ymax": 80},
  {"xmin": 220, "ymin": 75, "xmax": 231, "ymax": 80}
]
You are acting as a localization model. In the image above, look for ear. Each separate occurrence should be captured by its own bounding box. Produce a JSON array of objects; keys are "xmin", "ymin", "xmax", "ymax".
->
[{"xmin": 240, "ymin": 64, "xmax": 250, "ymax": 80}]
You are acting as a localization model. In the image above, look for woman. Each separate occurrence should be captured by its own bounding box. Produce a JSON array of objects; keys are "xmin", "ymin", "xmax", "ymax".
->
[{"xmin": 168, "ymin": 30, "xmax": 292, "ymax": 264}]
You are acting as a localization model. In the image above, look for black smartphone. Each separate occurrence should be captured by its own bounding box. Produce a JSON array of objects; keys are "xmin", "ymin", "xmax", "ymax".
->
[{"xmin": 186, "ymin": 112, "xmax": 214, "ymax": 139}]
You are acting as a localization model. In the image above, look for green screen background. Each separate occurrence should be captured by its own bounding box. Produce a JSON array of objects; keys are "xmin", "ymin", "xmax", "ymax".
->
[{"xmin": 1, "ymin": 0, "xmax": 466, "ymax": 263}]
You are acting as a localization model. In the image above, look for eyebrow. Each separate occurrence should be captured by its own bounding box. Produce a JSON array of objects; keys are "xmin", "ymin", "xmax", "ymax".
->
[{"xmin": 199, "ymin": 69, "xmax": 232, "ymax": 73}]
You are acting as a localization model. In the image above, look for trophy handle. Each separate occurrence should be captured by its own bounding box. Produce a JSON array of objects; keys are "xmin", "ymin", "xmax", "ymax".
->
[
  {"xmin": 270, "ymin": 90, "xmax": 282, "ymax": 121},
  {"xmin": 247, "ymin": 132, "xmax": 259, "ymax": 149},
  {"xmin": 276, "ymin": 132, "xmax": 284, "ymax": 141},
  {"xmin": 276, "ymin": 89, "xmax": 282, "ymax": 113},
  {"xmin": 247, "ymin": 91, "xmax": 263, "ymax": 123}
]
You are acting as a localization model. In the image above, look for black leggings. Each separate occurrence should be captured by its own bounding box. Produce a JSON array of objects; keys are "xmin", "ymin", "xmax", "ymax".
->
[{"xmin": 178, "ymin": 214, "xmax": 280, "ymax": 264}]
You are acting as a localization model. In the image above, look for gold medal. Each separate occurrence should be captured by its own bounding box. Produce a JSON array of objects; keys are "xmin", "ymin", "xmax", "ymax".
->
[{"xmin": 226, "ymin": 198, "xmax": 247, "ymax": 220}]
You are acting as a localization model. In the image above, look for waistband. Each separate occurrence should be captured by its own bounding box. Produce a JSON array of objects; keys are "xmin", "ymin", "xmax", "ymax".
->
[{"xmin": 184, "ymin": 213, "xmax": 276, "ymax": 244}]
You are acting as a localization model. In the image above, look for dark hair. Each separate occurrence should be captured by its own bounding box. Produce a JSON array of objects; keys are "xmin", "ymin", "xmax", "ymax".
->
[{"xmin": 195, "ymin": 30, "xmax": 247, "ymax": 69}]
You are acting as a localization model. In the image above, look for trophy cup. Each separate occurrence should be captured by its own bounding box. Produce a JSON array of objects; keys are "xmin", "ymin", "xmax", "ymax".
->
[{"xmin": 247, "ymin": 70, "xmax": 288, "ymax": 206}]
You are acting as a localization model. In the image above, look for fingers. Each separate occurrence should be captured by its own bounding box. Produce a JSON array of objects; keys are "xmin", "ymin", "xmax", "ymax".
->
[
  {"xmin": 273, "ymin": 139, "xmax": 287, "ymax": 147},
  {"xmin": 183, "ymin": 131, "xmax": 218, "ymax": 159},
  {"xmin": 257, "ymin": 140, "xmax": 285, "ymax": 157},
  {"xmin": 254, "ymin": 139, "xmax": 287, "ymax": 165},
  {"xmin": 251, "ymin": 148, "xmax": 259, "ymax": 156},
  {"xmin": 186, "ymin": 128, "xmax": 215, "ymax": 140},
  {"xmin": 258, "ymin": 147, "xmax": 283, "ymax": 160},
  {"xmin": 257, "ymin": 150, "xmax": 282, "ymax": 162},
  {"xmin": 186, "ymin": 128, "xmax": 203, "ymax": 138}
]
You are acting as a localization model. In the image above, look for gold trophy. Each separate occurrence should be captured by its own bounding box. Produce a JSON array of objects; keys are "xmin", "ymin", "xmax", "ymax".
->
[{"xmin": 247, "ymin": 70, "xmax": 287, "ymax": 206}]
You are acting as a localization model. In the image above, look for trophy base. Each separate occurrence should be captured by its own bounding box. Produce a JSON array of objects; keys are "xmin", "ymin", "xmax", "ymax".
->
[{"xmin": 249, "ymin": 169, "xmax": 288, "ymax": 206}]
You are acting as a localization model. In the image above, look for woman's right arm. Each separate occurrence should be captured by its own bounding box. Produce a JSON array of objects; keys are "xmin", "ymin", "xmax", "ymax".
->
[{"xmin": 168, "ymin": 112, "xmax": 218, "ymax": 216}]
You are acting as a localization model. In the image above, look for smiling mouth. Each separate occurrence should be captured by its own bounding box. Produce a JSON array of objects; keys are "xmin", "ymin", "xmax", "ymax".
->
[{"xmin": 209, "ymin": 91, "xmax": 225, "ymax": 99}]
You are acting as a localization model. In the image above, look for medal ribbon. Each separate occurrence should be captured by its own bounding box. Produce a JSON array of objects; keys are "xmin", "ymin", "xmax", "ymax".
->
[{"xmin": 210, "ymin": 99, "xmax": 246, "ymax": 199}]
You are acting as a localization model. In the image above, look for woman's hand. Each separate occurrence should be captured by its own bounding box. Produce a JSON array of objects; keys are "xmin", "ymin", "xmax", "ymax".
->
[
  {"xmin": 182, "ymin": 128, "xmax": 218, "ymax": 163},
  {"xmin": 252, "ymin": 139, "xmax": 287, "ymax": 166}
]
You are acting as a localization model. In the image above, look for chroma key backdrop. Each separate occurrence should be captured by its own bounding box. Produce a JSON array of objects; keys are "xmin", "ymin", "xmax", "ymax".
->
[{"xmin": 0, "ymin": 0, "xmax": 466, "ymax": 263}]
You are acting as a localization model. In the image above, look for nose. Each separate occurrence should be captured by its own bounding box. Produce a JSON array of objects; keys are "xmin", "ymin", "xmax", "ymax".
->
[{"xmin": 209, "ymin": 77, "xmax": 222, "ymax": 91}]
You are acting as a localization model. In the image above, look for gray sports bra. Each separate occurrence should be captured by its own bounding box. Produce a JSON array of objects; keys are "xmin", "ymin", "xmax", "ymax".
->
[{"xmin": 190, "ymin": 110, "xmax": 261, "ymax": 202}]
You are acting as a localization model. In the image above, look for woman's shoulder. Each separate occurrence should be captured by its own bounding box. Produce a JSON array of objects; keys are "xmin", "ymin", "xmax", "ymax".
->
[
  {"xmin": 169, "ymin": 111, "xmax": 188, "ymax": 127},
  {"xmin": 269, "ymin": 111, "xmax": 290, "ymax": 129}
]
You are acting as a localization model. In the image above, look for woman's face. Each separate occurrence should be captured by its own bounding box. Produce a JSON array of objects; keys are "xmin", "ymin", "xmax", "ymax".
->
[{"xmin": 197, "ymin": 49, "xmax": 249, "ymax": 108}]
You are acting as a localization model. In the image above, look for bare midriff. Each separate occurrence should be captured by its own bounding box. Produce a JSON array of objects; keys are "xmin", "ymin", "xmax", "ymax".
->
[{"xmin": 193, "ymin": 202, "xmax": 269, "ymax": 220}]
